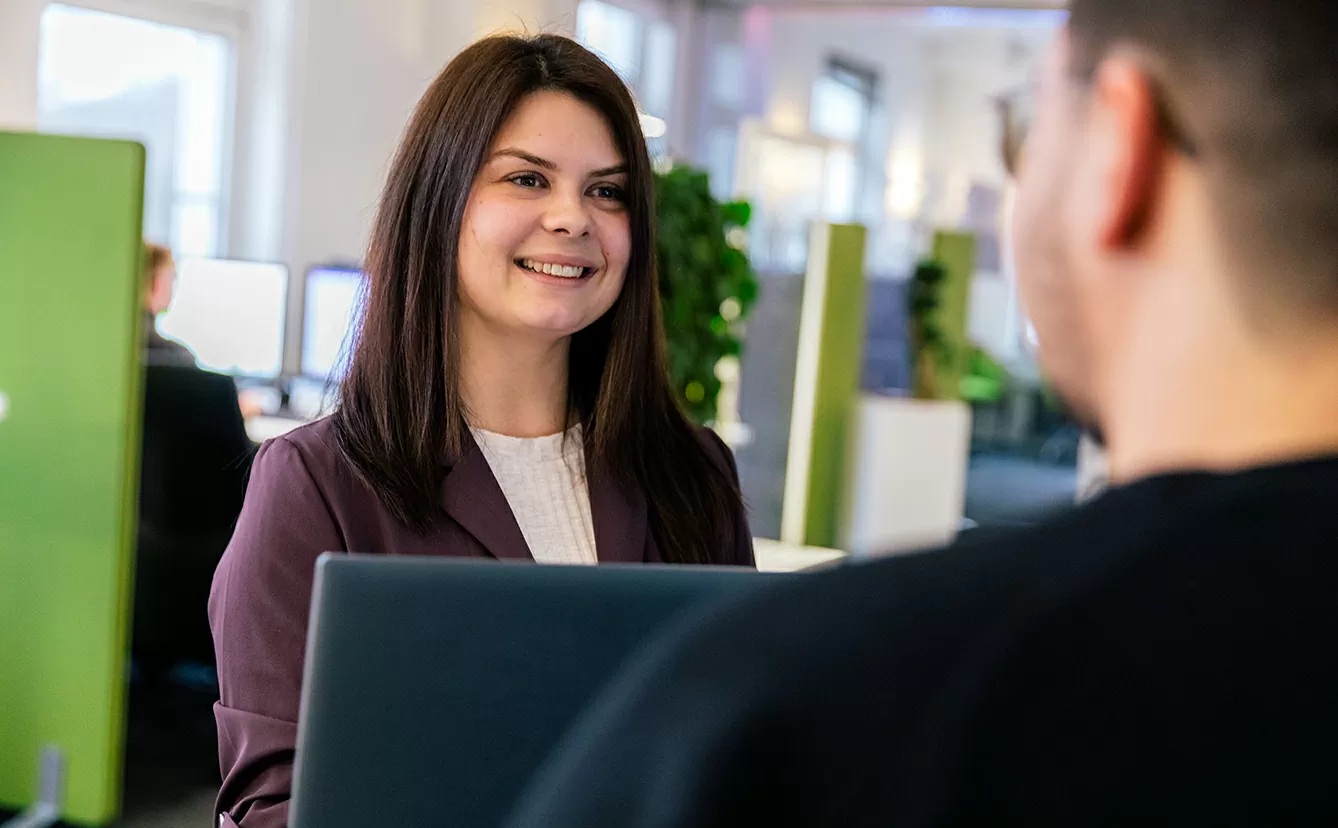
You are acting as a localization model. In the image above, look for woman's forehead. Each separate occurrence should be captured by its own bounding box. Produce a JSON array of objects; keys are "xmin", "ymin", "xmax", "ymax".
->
[{"xmin": 487, "ymin": 90, "xmax": 626, "ymax": 174}]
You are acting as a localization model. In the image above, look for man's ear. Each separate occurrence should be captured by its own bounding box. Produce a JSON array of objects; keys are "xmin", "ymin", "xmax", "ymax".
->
[{"xmin": 1086, "ymin": 55, "xmax": 1164, "ymax": 249}]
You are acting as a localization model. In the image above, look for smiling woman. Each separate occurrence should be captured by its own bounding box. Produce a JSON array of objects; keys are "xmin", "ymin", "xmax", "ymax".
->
[{"xmin": 207, "ymin": 34, "xmax": 754, "ymax": 828}]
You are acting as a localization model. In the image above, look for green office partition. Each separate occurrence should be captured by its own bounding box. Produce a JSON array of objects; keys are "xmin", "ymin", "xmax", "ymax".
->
[
  {"xmin": 929, "ymin": 230, "xmax": 976, "ymax": 401},
  {"xmin": 0, "ymin": 132, "xmax": 146, "ymax": 825},
  {"xmin": 780, "ymin": 222, "xmax": 868, "ymax": 549}
]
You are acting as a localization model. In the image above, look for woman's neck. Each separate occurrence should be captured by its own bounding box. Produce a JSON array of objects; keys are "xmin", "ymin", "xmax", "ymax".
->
[{"xmin": 459, "ymin": 321, "xmax": 571, "ymax": 438}]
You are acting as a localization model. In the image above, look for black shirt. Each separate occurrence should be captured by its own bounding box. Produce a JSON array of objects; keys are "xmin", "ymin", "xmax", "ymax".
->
[
  {"xmin": 509, "ymin": 457, "xmax": 1338, "ymax": 827},
  {"xmin": 143, "ymin": 310, "xmax": 196, "ymax": 367}
]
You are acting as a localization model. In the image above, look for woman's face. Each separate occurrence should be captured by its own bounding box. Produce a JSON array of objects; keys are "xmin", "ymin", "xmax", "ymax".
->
[{"xmin": 456, "ymin": 90, "xmax": 632, "ymax": 344}]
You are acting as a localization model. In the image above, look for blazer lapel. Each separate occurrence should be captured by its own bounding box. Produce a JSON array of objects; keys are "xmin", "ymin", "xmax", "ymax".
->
[
  {"xmin": 587, "ymin": 459, "xmax": 649, "ymax": 563},
  {"xmin": 439, "ymin": 432, "xmax": 533, "ymax": 561}
]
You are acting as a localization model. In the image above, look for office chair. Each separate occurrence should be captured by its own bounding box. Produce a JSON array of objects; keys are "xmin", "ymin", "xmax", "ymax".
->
[{"xmin": 134, "ymin": 360, "xmax": 255, "ymax": 676}]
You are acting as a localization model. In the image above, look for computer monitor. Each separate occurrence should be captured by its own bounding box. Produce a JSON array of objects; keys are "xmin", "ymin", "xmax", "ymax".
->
[
  {"xmin": 290, "ymin": 556, "xmax": 777, "ymax": 828},
  {"xmin": 156, "ymin": 258, "xmax": 288, "ymax": 378},
  {"xmin": 301, "ymin": 266, "xmax": 365, "ymax": 381}
]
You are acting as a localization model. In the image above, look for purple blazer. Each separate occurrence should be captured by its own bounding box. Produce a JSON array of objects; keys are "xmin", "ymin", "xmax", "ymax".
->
[{"xmin": 208, "ymin": 416, "xmax": 754, "ymax": 828}]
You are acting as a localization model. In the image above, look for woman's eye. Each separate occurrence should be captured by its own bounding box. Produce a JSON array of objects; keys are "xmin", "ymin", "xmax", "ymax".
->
[
  {"xmin": 591, "ymin": 183, "xmax": 626, "ymax": 201},
  {"xmin": 510, "ymin": 173, "xmax": 544, "ymax": 189}
]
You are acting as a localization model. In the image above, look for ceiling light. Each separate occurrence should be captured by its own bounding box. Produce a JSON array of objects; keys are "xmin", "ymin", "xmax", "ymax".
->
[{"xmin": 639, "ymin": 113, "xmax": 667, "ymax": 139}]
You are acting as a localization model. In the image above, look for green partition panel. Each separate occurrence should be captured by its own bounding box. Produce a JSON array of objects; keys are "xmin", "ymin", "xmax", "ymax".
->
[
  {"xmin": 929, "ymin": 230, "xmax": 976, "ymax": 401},
  {"xmin": 0, "ymin": 132, "xmax": 146, "ymax": 825},
  {"xmin": 780, "ymin": 222, "xmax": 868, "ymax": 549}
]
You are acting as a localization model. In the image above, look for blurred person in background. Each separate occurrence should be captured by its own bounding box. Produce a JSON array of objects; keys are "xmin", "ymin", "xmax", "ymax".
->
[
  {"xmin": 135, "ymin": 242, "xmax": 255, "ymax": 680},
  {"xmin": 142, "ymin": 242, "xmax": 265, "ymax": 418},
  {"xmin": 508, "ymin": 2, "xmax": 1338, "ymax": 825},
  {"xmin": 209, "ymin": 33, "xmax": 752, "ymax": 828},
  {"xmin": 142, "ymin": 242, "xmax": 194, "ymax": 366}
]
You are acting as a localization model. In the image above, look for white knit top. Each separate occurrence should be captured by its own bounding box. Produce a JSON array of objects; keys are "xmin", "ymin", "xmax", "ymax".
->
[{"xmin": 470, "ymin": 424, "xmax": 598, "ymax": 565}]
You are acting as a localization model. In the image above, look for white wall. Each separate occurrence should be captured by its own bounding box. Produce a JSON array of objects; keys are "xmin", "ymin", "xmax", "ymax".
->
[
  {"xmin": 0, "ymin": 0, "xmax": 44, "ymax": 130},
  {"xmin": 229, "ymin": 0, "xmax": 298, "ymax": 263},
  {"xmin": 287, "ymin": 0, "xmax": 461, "ymax": 271}
]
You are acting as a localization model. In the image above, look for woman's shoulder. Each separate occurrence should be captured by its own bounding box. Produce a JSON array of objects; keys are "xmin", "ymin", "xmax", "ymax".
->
[
  {"xmin": 692, "ymin": 425, "xmax": 739, "ymax": 477},
  {"xmin": 229, "ymin": 415, "xmax": 385, "ymax": 563},
  {"xmin": 693, "ymin": 425, "xmax": 727, "ymax": 448},
  {"xmin": 251, "ymin": 415, "xmax": 366, "ymax": 503},
  {"xmin": 267, "ymin": 414, "xmax": 341, "ymax": 463},
  {"xmin": 689, "ymin": 425, "xmax": 753, "ymax": 566}
]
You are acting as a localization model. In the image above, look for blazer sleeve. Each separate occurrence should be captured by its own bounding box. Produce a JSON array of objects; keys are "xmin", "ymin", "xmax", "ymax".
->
[
  {"xmin": 208, "ymin": 436, "xmax": 347, "ymax": 828},
  {"xmin": 699, "ymin": 427, "xmax": 756, "ymax": 568}
]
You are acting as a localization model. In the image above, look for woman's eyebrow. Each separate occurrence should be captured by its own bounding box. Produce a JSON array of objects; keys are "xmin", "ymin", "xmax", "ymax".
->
[
  {"xmin": 491, "ymin": 148, "xmax": 556, "ymax": 169},
  {"xmin": 491, "ymin": 147, "xmax": 627, "ymax": 179}
]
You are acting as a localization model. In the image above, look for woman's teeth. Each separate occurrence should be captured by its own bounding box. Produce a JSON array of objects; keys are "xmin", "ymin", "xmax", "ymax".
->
[{"xmin": 520, "ymin": 259, "xmax": 587, "ymax": 279}]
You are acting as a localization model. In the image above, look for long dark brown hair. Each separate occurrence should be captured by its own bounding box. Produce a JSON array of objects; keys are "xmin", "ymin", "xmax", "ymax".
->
[{"xmin": 332, "ymin": 34, "xmax": 744, "ymax": 565}]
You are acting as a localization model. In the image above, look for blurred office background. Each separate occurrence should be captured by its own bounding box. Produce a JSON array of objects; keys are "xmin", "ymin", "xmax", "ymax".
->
[{"xmin": 1, "ymin": 0, "xmax": 1078, "ymax": 823}]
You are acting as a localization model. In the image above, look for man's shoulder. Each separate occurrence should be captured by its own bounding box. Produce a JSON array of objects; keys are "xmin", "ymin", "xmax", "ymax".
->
[
  {"xmin": 667, "ymin": 496, "xmax": 1159, "ymax": 707},
  {"xmin": 145, "ymin": 331, "xmax": 198, "ymax": 367},
  {"xmin": 692, "ymin": 459, "xmax": 1338, "ymax": 709},
  {"xmin": 739, "ymin": 514, "xmax": 1099, "ymax": 627},
  {"xmin": 512, "ymin": 466, "xmax": 1338, "ymax": 827},
  {"xmin": 510, "ymin": 513, "xmax": 1130, "ymax": 827}
]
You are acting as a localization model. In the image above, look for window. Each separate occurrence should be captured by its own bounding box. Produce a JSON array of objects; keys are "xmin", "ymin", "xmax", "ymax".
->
[
  {"xmin": 821, "ymin": 147, "xmax": 858, "ymax": 223},
  {"xmin": 38, "ymin": 4, "xmax": 234, "ymax": 257},
  {"xmin": 576, "ymin": 0, "xmax": 642, "ymax": 85},
  {"xmin": 811, "ymin": 76, "xmax": 867, "ymax": 144},
  {"xmin": 710, "ymin": 44, "xmax": 746, "ymax": 110},
  {"xmin": 734, "ymin": 126, "xmax": 830, "ymax": 272},
  {"xmin": 810, "ymin": 59, "xmax": 877, "ymax": 222},
  {"xmin": 706, "ymin": 126, "xmax": 737, "ymax": 202},
  {"xmin": 640, "ymin": 20, "xmax": 677, "ymax": 118},
  {"xmin": 577, "ymin": 0, "xmax": 678, "ymax": 148},
  {"xmin": 810, "ymin": 61, "xmax": 875, "ymax": 144}
]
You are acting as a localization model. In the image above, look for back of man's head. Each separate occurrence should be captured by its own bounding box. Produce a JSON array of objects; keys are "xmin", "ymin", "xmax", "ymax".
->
[
  {"xmin": 1068, "ymin": 0, "xmax": 1338, "ymax": 305},
  {"xmin": 1010, "ymin": 2, "xmax": 1338, "ymax": 481}
]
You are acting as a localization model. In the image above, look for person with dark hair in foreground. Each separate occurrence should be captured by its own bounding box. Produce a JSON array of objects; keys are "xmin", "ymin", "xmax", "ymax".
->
[{"xmin": 508, "ymin": 3, "xmax": 1338, "ymax": 825}]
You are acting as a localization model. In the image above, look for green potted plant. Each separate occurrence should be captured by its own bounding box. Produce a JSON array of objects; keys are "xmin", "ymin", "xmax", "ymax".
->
[
  {"xmin": 908, "ymin": 258, "xmax": 953, "ymax": 400},
  {"xmin": 654, "ymin": 165, "xmax": 759, "ymax": 424}
]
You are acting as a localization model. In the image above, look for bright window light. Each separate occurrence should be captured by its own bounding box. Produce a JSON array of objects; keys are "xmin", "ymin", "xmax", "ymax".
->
[{"xmin": 38, "ymin": 4, "xmax": 234, "ymax": 257}]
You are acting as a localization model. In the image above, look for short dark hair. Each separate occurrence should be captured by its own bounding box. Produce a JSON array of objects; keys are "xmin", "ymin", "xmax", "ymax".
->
[
  {"xmin": 1068, "ymin": 0, "xmax": 1338, "ymax": 308},
  {"xmin": 332, "ymin": 34, "xmax": 745, "ymax": 564}
]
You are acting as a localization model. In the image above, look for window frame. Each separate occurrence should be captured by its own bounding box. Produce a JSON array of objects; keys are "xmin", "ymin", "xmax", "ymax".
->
[{"xmin": 809, "ymin": 55, "xmax": 879, "ymax": 222}]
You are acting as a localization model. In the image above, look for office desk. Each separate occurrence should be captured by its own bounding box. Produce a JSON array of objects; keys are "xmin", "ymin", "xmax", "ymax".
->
[
  {"xmin": 246, "ymin": 414, "xmax": 307, "ymax": 443},
  {"xmin": 753, "ymin": 538, "xmax": 848, "ymax": 572}
]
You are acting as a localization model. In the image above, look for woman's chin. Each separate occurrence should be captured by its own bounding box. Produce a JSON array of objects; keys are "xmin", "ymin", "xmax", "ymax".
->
[
  {"xmin": 511, "ymin": 302, "xmax": 610, "ymax": 338},
  {"xmin": 506, "ymin": 313, "xmax": 593, "ymax": 341}
]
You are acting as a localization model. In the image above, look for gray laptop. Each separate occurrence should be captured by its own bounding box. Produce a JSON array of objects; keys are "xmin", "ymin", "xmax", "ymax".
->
[{"xmin": 290, "ymin": 555, "xmax": 778, "ymax": 828}]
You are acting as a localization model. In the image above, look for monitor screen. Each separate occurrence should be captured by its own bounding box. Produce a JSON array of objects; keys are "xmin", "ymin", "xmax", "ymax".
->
[
  {"xmin": 301, "ymin": 266, "xmax": 365, "ymax": 381},
  {"xmin": 156, "ymin": 258, "xmax": 288, "ymax": 378}
]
